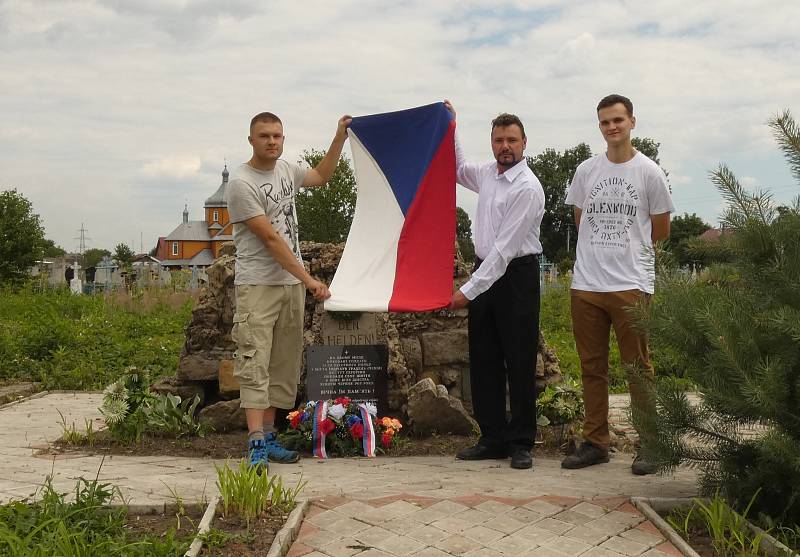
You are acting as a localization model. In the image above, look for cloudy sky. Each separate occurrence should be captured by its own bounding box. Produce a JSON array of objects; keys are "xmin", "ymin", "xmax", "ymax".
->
[{"xmin": 2, "ymin": 0, "xmax": 799, "ymax": 254}]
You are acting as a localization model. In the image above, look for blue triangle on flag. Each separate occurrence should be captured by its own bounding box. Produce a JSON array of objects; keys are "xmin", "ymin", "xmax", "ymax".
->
[{"xmin": 349, "ymin": 103, "xmax": 453, "ymax": 216}]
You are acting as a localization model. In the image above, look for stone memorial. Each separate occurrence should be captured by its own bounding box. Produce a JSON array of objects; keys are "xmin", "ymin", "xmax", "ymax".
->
[
  {"xmin": 306, "ymin": 344, "xmax": 389, "ymax": 414},
  {"xmin": 158, "ymin": 241, "xmax": 563, "ymax": 433}
]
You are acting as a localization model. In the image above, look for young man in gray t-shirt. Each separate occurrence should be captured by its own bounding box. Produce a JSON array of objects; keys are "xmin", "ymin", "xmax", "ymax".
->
[{"xmin": 226, "ymin": 111, "xmax": 351, "ymax": 471}]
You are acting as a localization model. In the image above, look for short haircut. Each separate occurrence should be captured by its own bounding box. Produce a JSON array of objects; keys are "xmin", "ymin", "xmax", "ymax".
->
[
  {"xmin": 597, "ymin": 94, "xmax": 633, "ymax": 116},
  {"xmin": 250, "ymin": 111, "xmax": 282, "ymax": 131},
  {"xmin": 491, "ymin": 113, "xmax": 526, "ymax": 139}
]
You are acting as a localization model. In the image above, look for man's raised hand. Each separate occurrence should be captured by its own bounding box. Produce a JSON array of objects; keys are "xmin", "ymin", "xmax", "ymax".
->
[{"xmin": 336, "ymin": 115, "xmax": 353, "ymax": 140}]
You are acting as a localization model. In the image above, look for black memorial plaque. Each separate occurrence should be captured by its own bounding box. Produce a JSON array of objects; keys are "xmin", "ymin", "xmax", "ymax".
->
[{"xmin": 306, "ymin": 345, "xmax": 388, "ymax": 415}]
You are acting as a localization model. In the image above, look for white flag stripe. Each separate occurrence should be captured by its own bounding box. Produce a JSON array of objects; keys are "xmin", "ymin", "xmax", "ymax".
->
[{"xmin": 324, "ymin": 129, "xmax": 405, "ymax": 312}]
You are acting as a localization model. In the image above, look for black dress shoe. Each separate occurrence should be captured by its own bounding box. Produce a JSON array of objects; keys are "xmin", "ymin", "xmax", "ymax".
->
[
  {"xmin": 561, "ymin": 441, "xmax": 610, "ymax": 469},
  {"xmin": 456, "ymin": 444, "xmax": 508, "ymax": 460},
  {"xmin": 510, "ymin": 448, "xmax": 533, "ymax": 469}
]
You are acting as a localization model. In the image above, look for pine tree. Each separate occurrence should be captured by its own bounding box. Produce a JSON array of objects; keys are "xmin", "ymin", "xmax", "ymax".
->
[{"xmin": 633, "ymin": 110, "xmax": 800, "ymax": 525}]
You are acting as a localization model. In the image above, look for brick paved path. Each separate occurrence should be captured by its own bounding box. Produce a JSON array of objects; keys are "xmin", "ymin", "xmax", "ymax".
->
[{"xmin": 0, "ymin": 393, "xmax": 697, "ymax": 556}]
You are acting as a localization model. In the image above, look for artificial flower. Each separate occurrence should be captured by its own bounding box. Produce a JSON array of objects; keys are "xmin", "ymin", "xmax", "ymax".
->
[
  {"xmin": 289, "ymin": 412, "xmax": 302, "ymax": 428},
  {"xmin": 335, "ymin": 397, "xmax": 351, "ymax": 406},
  {"xmin": 381, "ymin": 432, "xmax": 392, "ymax": 448},
  {"xmin": 365, "ymin": 402, "xmax": 377, "ymax": 416},
  {"xmin": 345, "ymin": 414, "xmax": 362, "ymax": 428},
  {"xmin": 319, "ymin": 418, "xmax": 335, "ymax": 435},
  {"xmin": 350, "ymin": 423, "xmax": 364, "ymax": 439},
  {"xmin": 328, "ymin": 403, "xmax": 346, "ymax": 420}
]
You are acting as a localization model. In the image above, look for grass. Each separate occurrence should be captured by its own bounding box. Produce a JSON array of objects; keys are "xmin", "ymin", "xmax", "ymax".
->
[
  {"xmin": 0, "ymin": 475, "xmax": 194, "ymax": 556},
  {"xmin": 215, "ymin": 460, "xmax": 305, "ymax": 527},
  {"xmin": 0, "ymin": 286, "xmax": 193, "ymax": 390}
]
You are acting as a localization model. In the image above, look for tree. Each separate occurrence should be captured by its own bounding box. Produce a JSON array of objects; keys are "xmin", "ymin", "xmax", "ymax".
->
[
  {"xmin": 633, "ymin": 109, "xmax": 800, "ymax": 525},
  {"xmin": 631, "ymin": 137, "xmax": 662, "ymax": 168},
  {"xmin": 295, "ymin": 150, "xmax": 356, "ymax": 243},
  {"xmin": 0, "ymin": 189, "xmax": 45, "ymax": 284},
  {"xmin": 666, "ymin": 212, "xmax": 712, "ymax": 267},
  {"xmin": 527, "ymin": 143, "xmax": 592, "ymax": 261},
  {"xmin": 41, "ymin": 239, "xmax": 66, "ymax": 258},
  {"xmin": 456, "ymin": 207, "xmax": 475, "ymax": 263},
  {"xmin": 113, "ymin": 243, "xmax": 135, "ymax": 267},
  {"xmin": 83, "ymin": 248, "xmax": 111, "ymax": 269}
]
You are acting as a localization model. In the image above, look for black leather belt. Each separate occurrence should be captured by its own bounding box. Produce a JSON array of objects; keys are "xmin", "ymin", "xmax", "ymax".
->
[{"xmin": 474, "ymin": 254, "xmax": 538, "ymax": 269}]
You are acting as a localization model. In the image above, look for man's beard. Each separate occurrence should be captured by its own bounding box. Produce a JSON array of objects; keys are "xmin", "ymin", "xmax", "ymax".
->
[{"xmin": 495, "ymin": 153, "xmax": 520, "ymax": 169}]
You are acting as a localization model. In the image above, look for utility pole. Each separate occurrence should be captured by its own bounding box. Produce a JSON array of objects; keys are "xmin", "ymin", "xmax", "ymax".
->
[{"xmin": 566, "ymin": 225, "xmax": 571, "ymax": 253}]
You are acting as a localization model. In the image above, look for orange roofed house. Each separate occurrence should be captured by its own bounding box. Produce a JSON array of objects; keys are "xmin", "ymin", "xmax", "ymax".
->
[{"xmin": 157, "ymin": 166, "xmax": 233, "ymax": 268}]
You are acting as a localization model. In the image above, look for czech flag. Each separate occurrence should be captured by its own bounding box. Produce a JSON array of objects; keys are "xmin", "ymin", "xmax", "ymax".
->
[{"xmin": 324, "ymin": 102, "xmax": 456, "ymax": 312}]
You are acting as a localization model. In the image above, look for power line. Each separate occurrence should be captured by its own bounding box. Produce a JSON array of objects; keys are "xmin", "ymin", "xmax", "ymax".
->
[{"xmin": 74, "ymin": 223, "xmax": 90, "ymax": 255}]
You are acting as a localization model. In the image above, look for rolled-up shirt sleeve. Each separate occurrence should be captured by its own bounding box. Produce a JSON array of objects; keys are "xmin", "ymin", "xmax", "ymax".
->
[
  {"xmin": 455, "ymin": 133, "xmax": 482, "ymax": 194},
  {"xmin": 460, "ymin": 185, "xmax": 543, "ymax": 300}
]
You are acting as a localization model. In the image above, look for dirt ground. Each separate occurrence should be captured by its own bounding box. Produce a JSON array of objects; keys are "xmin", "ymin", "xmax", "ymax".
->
[
  {"xmin": 48, "ymin": 428, "xmax": 574, "ymax": 460},
  {"xmin": 125, "ymin": 502, "xmax": 288, "ymax": 556}
]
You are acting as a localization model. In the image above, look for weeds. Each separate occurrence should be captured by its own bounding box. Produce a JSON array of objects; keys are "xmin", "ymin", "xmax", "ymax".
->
[
  {"xmin": 0, "ymin": 286, "xmax": 192, "ymax": 390},
  {"xmin": 99, "ymin": 368, "xmax": 207, "ymax": 443},
  {"xmin": 215, "ymin": 460, "xmax": 304, "ymax": 527},
  {"xmin": 0, "ymin": 475, "xmax": 193, "ymax": 556},
  {"xmin": 667, "ymin": 490, "xmax": 772, "ymax": 557}
]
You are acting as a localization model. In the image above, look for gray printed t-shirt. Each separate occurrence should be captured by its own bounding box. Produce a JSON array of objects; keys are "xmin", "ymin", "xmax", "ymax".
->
[{"xmin": 225, "ymin": 161, "xmax": 307, "ymax": 286}]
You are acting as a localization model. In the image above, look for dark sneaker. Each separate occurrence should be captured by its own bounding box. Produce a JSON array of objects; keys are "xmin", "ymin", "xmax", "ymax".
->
[
  {"xmin": 510, "ymin": 448, "xmax": 533, "ymax": 470},
  {"xmin": 560, "ymin": 441, "xmax": 609, "ymax": 469},
  {"xmin": 456, "ymin": 444, "xmax": 509, "ymax": 460},
  {"xmin": 264, "ymin": 432, "xmax": 300, "ymax": 463},
  {"xmin": 248, "ymin": 438, "xmax": 269, "ymax": 473},
  {"xmin": 631, "ymin": 454, "xmax": 658, "ymax": 476}
]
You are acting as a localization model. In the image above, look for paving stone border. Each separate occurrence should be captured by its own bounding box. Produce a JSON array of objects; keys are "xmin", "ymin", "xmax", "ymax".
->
[{"xmin": 268, "ymin": 499, "xmax": 312, "ymax": 557}]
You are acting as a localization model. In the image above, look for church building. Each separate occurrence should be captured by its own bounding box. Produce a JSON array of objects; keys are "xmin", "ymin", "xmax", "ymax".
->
[{"xmin": 157, "ymin": 166, "xmax": 233, "ymax": 268}]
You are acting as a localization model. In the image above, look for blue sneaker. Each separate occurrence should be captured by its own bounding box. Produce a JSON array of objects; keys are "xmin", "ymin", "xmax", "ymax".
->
[
  {"xmin": 264, "ymin": 432, "xmax": 300, "ymax": 463},
  {"xmin": 248, "ymin": 438, "xmax": 269, "ymax": 473}
]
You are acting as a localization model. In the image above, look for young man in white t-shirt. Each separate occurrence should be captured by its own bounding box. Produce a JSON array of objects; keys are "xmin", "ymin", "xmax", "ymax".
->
[
  {"xmin": 226, "ymin": 111, "xmax": 351, "ymax": 472},
  {"xmin": 562, "ymin": 94, "xmax": 674, "ymax": 475}
]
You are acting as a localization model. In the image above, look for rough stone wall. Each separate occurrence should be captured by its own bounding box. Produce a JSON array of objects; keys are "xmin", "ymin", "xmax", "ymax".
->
[{"xmin": 155, "ymin": 241, "xmax": 561, "ymax": 418}]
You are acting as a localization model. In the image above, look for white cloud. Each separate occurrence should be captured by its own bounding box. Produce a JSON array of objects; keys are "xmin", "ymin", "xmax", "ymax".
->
[
  {"xmin": 0, "ymin": 0, "xmax": 798, "ymax": 251},
  {"xmin": 141, "ymin": 156, "xmax": 202, "ymax": 179}
]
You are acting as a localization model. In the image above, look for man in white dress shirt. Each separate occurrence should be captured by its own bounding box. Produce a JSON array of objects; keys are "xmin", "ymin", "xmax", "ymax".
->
[{"xmin": 445, "ymin": 101, "xmax": 545, "ymax": 470}]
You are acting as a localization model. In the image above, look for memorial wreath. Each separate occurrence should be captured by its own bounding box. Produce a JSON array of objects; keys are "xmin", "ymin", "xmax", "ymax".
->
[{"xmin": 280, "ymin": 397, "xmax": 402, "ymax": 458}]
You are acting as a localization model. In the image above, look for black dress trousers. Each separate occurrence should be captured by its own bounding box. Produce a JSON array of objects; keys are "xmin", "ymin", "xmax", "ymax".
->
[{"xmin": 467, "ymin": 255, "xmax": 540, "ymax": 450}]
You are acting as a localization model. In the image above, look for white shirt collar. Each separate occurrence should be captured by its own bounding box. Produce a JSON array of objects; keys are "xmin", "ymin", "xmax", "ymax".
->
[{"xmin": 495, "ymin": 159, "xmax": 527, "ymax": 182}]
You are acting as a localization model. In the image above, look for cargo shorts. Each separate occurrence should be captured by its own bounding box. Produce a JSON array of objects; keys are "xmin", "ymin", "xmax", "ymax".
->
[{"xmin": 232, "ymin": 283, "xmax": 305, "ymax": 409}]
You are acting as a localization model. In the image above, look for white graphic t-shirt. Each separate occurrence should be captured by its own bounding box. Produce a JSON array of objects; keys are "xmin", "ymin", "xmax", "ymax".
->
[
  {"xmin": 226, "ymin": 161, "xmax": 307, "ymax": 286},
  {"xmin": 565, "ymin": 152, "xmax": 674, "ymax": 294}
]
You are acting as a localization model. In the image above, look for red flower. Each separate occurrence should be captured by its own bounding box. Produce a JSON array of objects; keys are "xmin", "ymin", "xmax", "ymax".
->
[
  {"xmin": 320, "ymin": 418, "xmax": 335, "ymax": 435},
  {"xmin": 335, "ymin": 397, "xmax": 351, "ymax": 406},
  {"xmin": 290, "ymin": 414, "xmax": 302, "ymax": 428},
  {"xmin": 350, "ymin": 423, "xmax": 364, "ymax": 439},
  {"xmin": 381, "ymin": 432, "xmax": 392, "ymax": 448}
]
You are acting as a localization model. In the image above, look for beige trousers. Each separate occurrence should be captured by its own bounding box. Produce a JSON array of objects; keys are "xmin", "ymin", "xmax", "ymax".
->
[{"xmin": 232, "ymin": 283, "xmax": 305, "ymax": 409}]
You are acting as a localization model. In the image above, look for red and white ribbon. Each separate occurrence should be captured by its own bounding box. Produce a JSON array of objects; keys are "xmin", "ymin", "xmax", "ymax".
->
[
  {"xmin": 312, "ymin": 400, "xmax": 329, "ymax": 459},
  {"xmin": 359, "ymin": 403, "xmax": 376, "ymax": 458}
]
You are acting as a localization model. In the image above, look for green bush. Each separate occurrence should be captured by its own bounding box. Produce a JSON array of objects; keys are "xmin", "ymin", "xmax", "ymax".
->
[
  {"xmin": 0, "ymin": 287, "xmax": 192, "ymax": 389},
  {"xmin": 100, "ymin": 369, "xmax": 207, "ymax": 443}
]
